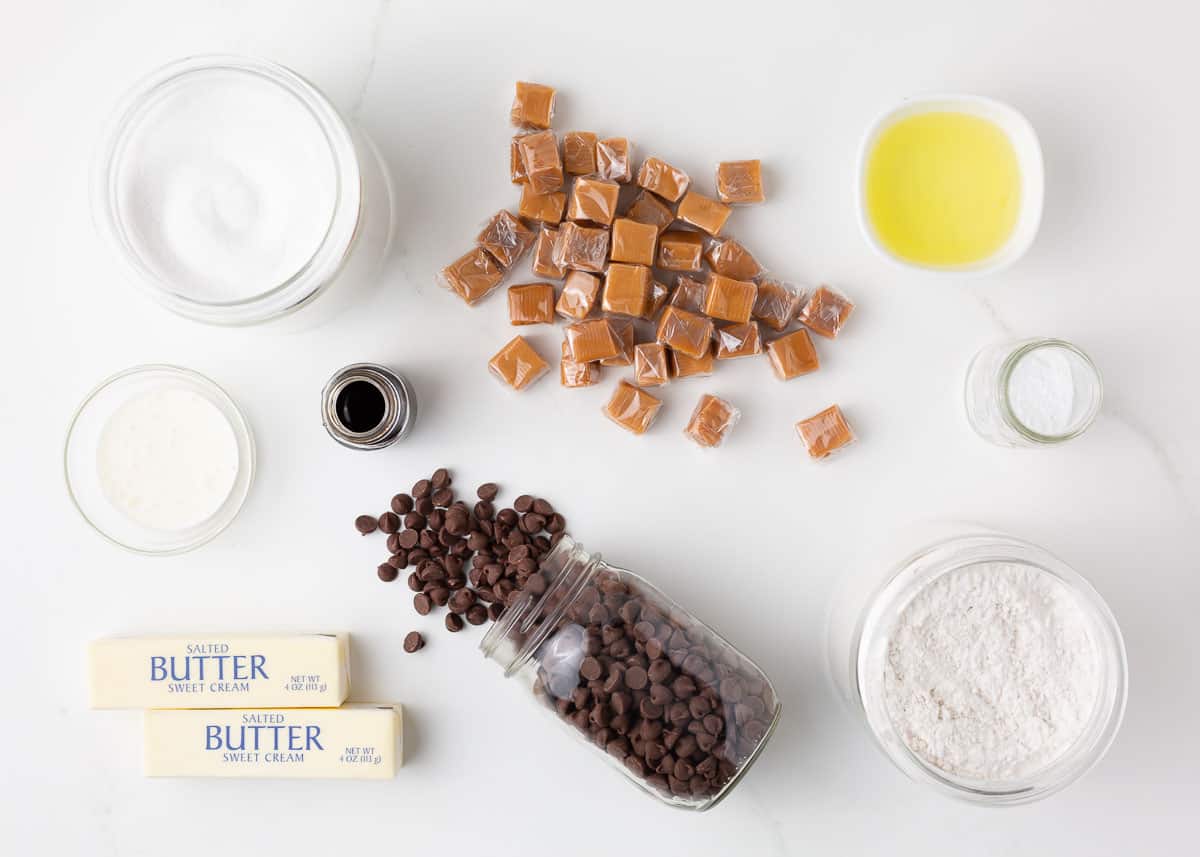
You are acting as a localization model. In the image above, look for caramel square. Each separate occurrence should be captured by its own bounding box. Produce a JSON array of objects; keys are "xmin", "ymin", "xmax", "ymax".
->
[
  {"xmin": 603, "ymin": 380, "xmax": 663, "ymax": 435},
  {"xmin": 563, "ymin": 131, "xmax": 598, "ymax": 175},
  {"xmin": 596, "ymin": 137, "xmax": 632, "ymax": 182},
  {"xmin": 441, "ymin": 247, "xmax": 505, "ymax": 306},
  {"xmin": 518, "ymin": 130, "xmax": 563, "ymax": 195},
  {"xmin": 564, "ymin": 318, "xmax": 622, "ymax": 362},
  {"xmin": 600, "ymin": 317, "xmax": 636, "ymax": 366},
  {"xmin": 477, "ymin": 209, "xmax": 536, "ymax": 269},
  {"xmin": 507, "ymin": 283, "xmax": 556, "ymax": 325},
  {"xmin": 705, "ymin": 237, "xmax": 763, "ymax": 280},
  {"xmin": 568, "ymin": 177, "xmax": 621, "ymax": 225},
  {"xmin": 643, "ymin": 279, "xmax": 670, "ymax": 320},
  {"xmin": 510, "ymin": 81, "xmax": 555, "ymax": 130},
  {"xmin": 489, "ymin": 336, "xmax": 550, "ymax": 390},
  {"xmin": 684, "ymin": 394, "xmax": 741, "ymax": 448},
  {"xmin": 716, "ymin": 160, "xmax": 765, "ymax": 204},
  {"xmin": 703, "ymin": 274, "xmax": 757, "ymax": 324},
  {"xmin": 714, "ymin": 322, "xmax": 762, "ymax": 359},
  {"xmin": 561, "ymin": 341, "xmax": 600, "ymax": 388},
  {"xmin": 766, "ymin": 329, "xmax": 820, "ymax": 380},
  {"xmin": 753, "ymin": 278, "xmax": 805, "ymax": 331},
  {"xmin": 637, "ymin": 156, "xmax": 691, "ymax": 202},
  {"xmin": 799, "ymin": 285, "xmax": 855, "ymax": 339},
  {"xmin": 519, "ymin": 184, "xmax": 566, "ymax": 224},
  {"xmin": 531, "ymin": 227, "xmax": 566, "ymax": 279},
  {"xmin": 669, "ymin": 276, "xmax": 707, "ymax": 314},
  {"xmin": 656, "ymin": 305, "xmax": 714, "ymax": 359},
  {"xmin": 670, "ymin": 345, "xmax": 714, "ymax": 379},
  {"xmin": 556, "ymin": 270, "xmax": 600, "ymax": 320},
  {"xmin": 511, "ymin": 134, "xmax": 531, "ymax": 184},
  {"xmin": 657, "ymin": 230, "xmax": 705, "ymax": 272},
  {"xmin": 676, "ymin": 191, "xmax": 731, "ymax": 236},
  {"xmin": 610, "ymin": 218, "xmax": 658, "ymax": 265},
  {"xmin": 553, "ymin": 222, "xmax": 610, "ymax": 273},
  {"xmin": 633, "ymin": 343, "xmax": 671, "ymax": 387},
  {"xmin": 625, "ymin": 190, "xmax": 675, "ymax": 234},
  {"xmin": 796, "ymin": 404, "xmax": 855, "ymax": 459},
  {"xmin": 602, "ymin": 264, "xmax": 651, "ymax": 317}
]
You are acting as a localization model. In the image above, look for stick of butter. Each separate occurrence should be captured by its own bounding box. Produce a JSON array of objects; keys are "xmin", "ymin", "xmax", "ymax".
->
[
  {"xmin": 89, "ymin": 633, "xmax": 350, "ymax": 709},
  {"xmin": 144, "ymin": 704, "xmax": 402, "ymax": 779}
]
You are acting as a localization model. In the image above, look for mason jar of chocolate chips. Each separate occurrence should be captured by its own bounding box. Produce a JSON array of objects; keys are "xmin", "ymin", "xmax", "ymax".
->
[{"xmin": 480, "ymin": 535, "xmax": 780, "ymax": 810}]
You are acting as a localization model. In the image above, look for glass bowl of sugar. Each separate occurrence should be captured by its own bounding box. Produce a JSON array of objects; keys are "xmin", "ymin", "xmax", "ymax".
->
[
  {"xmin": 64, "ymin": 365, "xmax": 255, "ymax": 555},
  {"xmin": 91, "ymin": 55, "xmax": 384, "ymax": 325}
]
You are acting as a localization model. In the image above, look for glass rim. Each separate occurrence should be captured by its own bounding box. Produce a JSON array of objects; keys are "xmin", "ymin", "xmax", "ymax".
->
[
  {"xmin": 999, "ymin": 338, "xmax": 1103, "ymax": 444},
  {"xmin": 854, "ymin": 533, "xmax": 1128, "ymax": 805},
  {"xmin": 90, "ymin": 54, "xmax": 363, "ymax": 325},
  {"xmin": 63, "ymin": 363, "xmax": 256, "ymax": 555}
]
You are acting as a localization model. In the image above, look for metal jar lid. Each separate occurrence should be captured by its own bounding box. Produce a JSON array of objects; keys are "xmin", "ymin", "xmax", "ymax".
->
[{"xmin": 321, "ymin": 363, "xmax": 417, "ymax": 450}]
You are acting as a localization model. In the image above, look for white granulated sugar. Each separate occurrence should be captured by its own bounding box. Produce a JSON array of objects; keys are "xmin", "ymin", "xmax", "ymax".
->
[
  {"xmin": 883, "ymin": 562, "xmax": 1101, "ymax": 781},
  {"xmin": 1007, "ymin": 347, "xmax": 1076, "ymax": 436},
  {"xmin": 115, "ymin": 71, "xmax": 338, "ymax": 302}
]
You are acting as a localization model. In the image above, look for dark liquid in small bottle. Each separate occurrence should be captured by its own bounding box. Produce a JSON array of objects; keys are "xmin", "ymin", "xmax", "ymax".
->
[{"xmin": 336, "ymin": 380, "xmax": 386, "ymax": 433}]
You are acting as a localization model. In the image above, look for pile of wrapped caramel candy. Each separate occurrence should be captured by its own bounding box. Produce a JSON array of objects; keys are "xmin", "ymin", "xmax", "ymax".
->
[{"xmin": 438, "ymin": 82, "xmax": 857, "ymax": 459}]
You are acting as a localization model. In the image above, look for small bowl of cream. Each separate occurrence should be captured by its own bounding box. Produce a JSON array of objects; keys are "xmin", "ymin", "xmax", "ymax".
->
[
  {"xmin": 857, "ymin": 94, "xmax": 1044, "ymax": 276},
  {"xmin": 64, "ymin": 365, "xmax": 255, "ymax": 555}
]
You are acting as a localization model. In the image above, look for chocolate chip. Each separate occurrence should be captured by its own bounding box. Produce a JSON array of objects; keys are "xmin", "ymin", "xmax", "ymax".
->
[
  {"xmin": 415, "ymin": 496, "xmax": 435, "ymax": 516},
  {"xmin": 397, "ymin": 528, "xmax": 420, "ymax": 550},
  {"xmin": 355, "ymin": 515, "xmax": 378, "ymax": 534},
  {"xmin": 413, "ymin": 593, "xmax": 432, "ymax": 615},
  {"xmin": 431, "ymin": 468, "xmax": 451, "ymax": 489},
  {"xmin": 432, "ymin": 487, "xmax": 454, "ymax": 507},
  {"xmin": 445, "ymin": 613, "xmax": 464, "ymax": 632},
  {"xmin": 403, "ymin": 512, "xmax": 426, "ymax": 530},
  {"xmin": 532, "ymin": 498, "xmax": 554, "ymax": 516},
  {"xmin": 625, "ymin": 666, "xmax": 648, "ymax": 690},
  {"xmin": 391, "ymin": 493, "xmax": 414, "ymax": 515},
  {"xmin": 377, "ymin": 563, "xmax": 398, "ymax": 582},
  {"xmin": 403, "ymin": 631, "xmax": 425, "ymax": 653},
  {"xmin": 466, "ymin": 604, "xmax": 489, "ymax": 625},
  {"xmin": 514, "ymin": 494, "xmax": 534, "ymax": 513},
  {"xmin": 475, "ymin": 482, "xmax": 498, "ymax": 501},
  {"xmin": 407, "ymin": 572, "xmax": 421, "ymax": 591},
  {"xmin": 378, "ymin": 512, "xmax": 400, "ymax": 534},
  {"xmin": 487, "ymin": 602, "xmax": 504, "ymax": 621},
  {"xmin": 580, "ymin": 657, "xmax": 603, "ymax": 681},
  {"xmin": 412, "ymin": 479, "xmax": 432, "ymax": 499}
]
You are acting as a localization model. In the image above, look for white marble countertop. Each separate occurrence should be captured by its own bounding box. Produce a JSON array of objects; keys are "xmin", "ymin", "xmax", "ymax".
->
[{"xmin": 3, "ymin": 0, "xmax": 1198, "ymax": 853}]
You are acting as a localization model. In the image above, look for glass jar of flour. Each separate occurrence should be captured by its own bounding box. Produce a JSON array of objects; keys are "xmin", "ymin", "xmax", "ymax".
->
[
  {"xmin": 829, "ymin": 528, "xmax": 1127, "ymax": 805},
  {"xmin": 964, "ymin": 338, "xmax": 1102, "ymax": 447},
  {"xmin": 480, "ymin": 535, "xmax": 780, "ymax": 810},
  {"xmin": 92, "ymin": 55, "xmax": 394, "ymax": 326}
]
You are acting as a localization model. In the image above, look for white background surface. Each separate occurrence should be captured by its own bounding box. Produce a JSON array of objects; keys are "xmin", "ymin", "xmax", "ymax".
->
[{"xmin": 3, "ymin": 1, "xmax": 1198, "ymax": 853}]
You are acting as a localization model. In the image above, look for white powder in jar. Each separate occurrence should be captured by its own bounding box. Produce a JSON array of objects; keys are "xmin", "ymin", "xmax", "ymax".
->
[
  {"xmin": 1006, "ymin": 346, "xmax": 1076, "ymax": 436},
  {"xmin": 883, "ymin": 562, "xmax": 1101, "ymax": 782},
  {"xmin": 114, "ymin": 68, "xmax": 338, "ymax": 302},
  {"xmin": 97, "ymin": 388, "xmax": 240, "ymax": 532}
]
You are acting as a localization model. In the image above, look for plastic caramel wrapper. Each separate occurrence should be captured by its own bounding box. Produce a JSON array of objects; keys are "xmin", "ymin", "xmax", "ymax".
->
[
  {"xmin": 439, "ymin": 247, "xmax": 505, "ymax": 306},
  {"xmin": 795, "ymin": 404, "xmax": 856, "ymax": 459},
  {"xmin": 488, "ymin": 336, "xmax": 550, "ymax": 391},
  {"xmin": 684, "ymin": 394, "xmax": 741, "ymax": 448},
  {"xmin": 716, "ymin": 160, "xmax": 765, "ymax": 205},
  {"xmin": 603, "ymin": 380, "xmax": 663, "ymax": 435},
  {"xmin": 633, "ymin": 343, "xmax": 671, "ymax": 387},
  {"xmin": 656, "ymin": 305, "xmax": 713, "ymax": 360},
  {"xmin": 476, "ymin": 210, "xmax": 536, "ymax": 270},
  {"xmin": 798, "ymin": 285, "xmax": 855, "ymax": 339},
  {"xmin": 510, "ymin": 81, "xmax": 556, "ymax": 130},
  {"xmin": 560, "ymin": 341, "xmax": 600, "ymax": 388},
  {"xmin": 753, "ymin": 278, "xmax": 806, "ymax": 332}
]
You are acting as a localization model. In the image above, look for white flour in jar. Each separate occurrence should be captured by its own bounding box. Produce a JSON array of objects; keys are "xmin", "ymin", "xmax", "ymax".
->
[
  {"xmin": 97, "ymin": 388, "xmax": 240, "ymax": 532},
  {"xmin": 883, "ymin": 562, "xmax": 1101, "ymax": 781},
  {"xmin": 114, "ymin": 69, "xmax": 338, "ymax": 302}
]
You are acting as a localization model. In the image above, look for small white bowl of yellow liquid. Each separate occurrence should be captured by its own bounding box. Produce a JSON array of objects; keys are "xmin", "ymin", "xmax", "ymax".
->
[{"xmin": 857, "ymin": 94, "xmax": 1043, "ymax": 276}]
